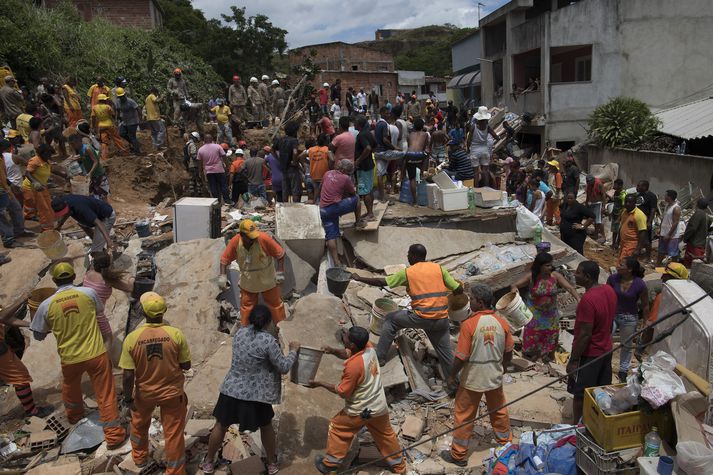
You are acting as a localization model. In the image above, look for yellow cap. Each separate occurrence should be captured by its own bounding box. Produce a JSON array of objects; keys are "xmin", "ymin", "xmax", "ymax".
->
[
  {"xmin": 239, "ymin": 219, "xmax": 260, "ymax": 239},
  {"xmin": 115, "ymin": 87, "xmax": 125, "ymax": 97},
  {"xmin": 140, "ymin": 291, "xmax": 167, "ymax": 318},
  {"xmin": 51, "ymin": 262, "xmax": 75, "ymax": 279},
  {"xmin": 655, "ymin": 263, "xmax": 689, "ymax": 280}
]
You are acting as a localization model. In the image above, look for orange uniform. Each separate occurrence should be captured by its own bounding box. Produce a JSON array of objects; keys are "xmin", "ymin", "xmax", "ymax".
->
[
  {"xmin": 0, "ymin": 323, "xmax": 38, "ymax": 415},
  {"xmin": 220, "ymin": 232, "xmax": 286, "ymax": 326},
  {"xmin": 618, "ymin": 207, "xmax": 647, "ymax": 265},
  {"xmin": 451, "ymin": 311, "xmax": 514, "ymax": 462},
  {"xmin": 323, "ymin": 343, "xmax": 405, "ymax": 473},
  {"xmin": 21, "ymin": 155, "xmax": 54, "ymax": 230},
  {"xmin": 545, "ymin": 171, "xmax": 563, "ymax": 225},
  {"xmin": 120, "ymin": 323, "xmax": 191, "ymax": 474},
  {"xmin": 403, "ymin": 262, "xmax": 451, "ymax": 320}
]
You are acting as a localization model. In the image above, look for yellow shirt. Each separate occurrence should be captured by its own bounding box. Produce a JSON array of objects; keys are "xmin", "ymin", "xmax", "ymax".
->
[
  {"xmin": 212, "ymin": 105, "xmax": 231, "ymax": 124},
  {"xmin": 15, "ymin": 113, "xmax": 33, "ymax": 141},
  {"xmin": 91, "ymin": 104, "xmax": 114, "ymax": 128},
  {"xmin": 21, "ymin": 155, "xmax": 51, "ymax": 191},
  {"xmin": 63, "ymin": 84, "xmax": 81, "ymax": 111},
  {"xmin": 30, "ymin": 286, "xmax": 106, "ymax": 365},
  {"xmin": 145, "ymin": 93, "xmax": 161, "ymax": 121},
  {"xmin": 87, "ymin": 84, "xmax": 109, "ymax": 108}
]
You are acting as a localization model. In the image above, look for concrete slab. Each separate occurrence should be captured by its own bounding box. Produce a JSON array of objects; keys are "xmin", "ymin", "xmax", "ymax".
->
[
  {"xmin": 343, "ymin": 226, "xmax": 517, "ymax": 270},
  {"xmin": 275, "ymin": 203, "xmax": 325, "ymax": 269},
  {"xmin": 0, "ymin": 247, "xmax": 49, "ymax": 307},
  {"xmin": 502, "ymin": 375, "xmax": 567, "ymax": 426},
  {"xmin": 184, "ymin": 341, "xmax": 231, "ymax": 410},
  {"xmin": 281, "ymin": 243, "xmax": 316, "ymax": 299}
]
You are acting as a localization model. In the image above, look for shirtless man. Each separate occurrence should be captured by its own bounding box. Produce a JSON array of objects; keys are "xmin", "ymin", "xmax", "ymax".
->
[{"xmin": 402, "ymin": 118, "xmax": 430, "ymax": 206}]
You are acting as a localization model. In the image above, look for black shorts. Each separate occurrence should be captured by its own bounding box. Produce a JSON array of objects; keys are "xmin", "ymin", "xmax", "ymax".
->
[
  {"xmin": 212, "ymin": 393, "xmax": 274, "ymax": 432},
  {"xmin": 567, "ymin": 353, "xmax": 612, "ymax": 397},
  {"xmin": 405, "ymin": 163, "xmax": 419, "ymax": 180}
]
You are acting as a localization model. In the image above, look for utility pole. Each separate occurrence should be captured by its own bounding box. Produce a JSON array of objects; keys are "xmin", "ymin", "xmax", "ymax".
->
[{"xmin": 478, "ymin": 2, "xmax": 485, "ymax": 27}]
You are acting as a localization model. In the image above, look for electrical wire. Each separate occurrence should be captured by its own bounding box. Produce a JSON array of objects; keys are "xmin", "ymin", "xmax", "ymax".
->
[{"xmin": 338, "ymin": 289, "xmax": 712, "ymax": 474}]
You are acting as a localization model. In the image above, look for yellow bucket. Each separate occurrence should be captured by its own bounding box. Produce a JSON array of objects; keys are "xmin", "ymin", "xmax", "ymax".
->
[
  {"xmin": 37, "ymin": 230, "xmax": 67, "ymax": 259},
  {"xmin": 28, "ymin": 287, "xmax": 56, "ymax": 319}
]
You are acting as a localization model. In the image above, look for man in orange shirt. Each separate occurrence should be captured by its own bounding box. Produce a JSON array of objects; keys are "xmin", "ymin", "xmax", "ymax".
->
[
  {"xmin": 311, "ymin": 326, "xmax": 406, "ymax": 474},
  {"xmin": 120, "ymin": 292, "xmax": 191, "ymax": 474},
  {"xmin": 87, "ymin": 77, "xmax": 110, "ymax": 109},
  {"xmin": 640, "ymin": 263, "xmax": 689, "ymax": 347},
  {"xmin": 228, "ymin": 149, "xmax": 248, "ymax": 206},
  {"xmin": 0, "ymin": 294, "xmax": 53, "ymax": 417},
  {"xmin": 441, "ymin": 283, "xmax": 513, "ymax": 467},
  {"xmin": 618, "ymin": 194, "xmax": 649, "ymax": 265},
  {"xmin": 220, "ymin": 219, "xmax": 286, "ymax": 326}
]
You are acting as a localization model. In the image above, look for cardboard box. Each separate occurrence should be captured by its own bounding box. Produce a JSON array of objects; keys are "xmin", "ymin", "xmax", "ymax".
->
[
  {"xmin": 583, "ymin": 384, "xmax": 675, "ymax": 452},
  {"xmin": 472, "ymin": 187, "xmax": 504, "ymax": 208}
]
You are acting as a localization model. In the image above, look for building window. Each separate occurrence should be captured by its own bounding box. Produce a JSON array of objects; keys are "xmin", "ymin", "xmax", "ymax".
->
[
  {"xmin": 550, "ymin": 45, "xmax": 592, "ymax": 83},
  {"xmin": 575, "ymin": 56, "xmax": 591, "ymax": 82},
  {"xmin": 352, "ymin": 65, "xmax": 359, "ymax": 71}
]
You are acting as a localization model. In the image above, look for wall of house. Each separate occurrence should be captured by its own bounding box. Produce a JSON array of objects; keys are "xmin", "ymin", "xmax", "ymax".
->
[
  {"xmin": 585, "ymin": 146, "xmax": 713, "ymax": 195},
  {"xmin": 44, "ymin": 0, "xmax": 158, "ymax": 29},
  {"xmin": 309, "ymin": 72, "xmax": 398, "ymax": 105},
  {"xmin": 289, "ymin": 44, "xmax": 394, "ymax": 73},
  {"xmin": 452, "ymin": 34, "xmax": 482, "ymax": 74}
]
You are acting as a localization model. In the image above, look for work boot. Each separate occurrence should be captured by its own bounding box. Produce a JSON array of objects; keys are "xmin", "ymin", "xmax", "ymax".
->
[
  {"xmin": 618, "ymin": 371, "xmax": 627, "ymax": 383},
  {"xmin": 440, "ymin": 450, "xmax": 467, "ymax": 467},
  {"xmin": 314, "ymin": 455, "xmax": 337, "ymax": 474}
]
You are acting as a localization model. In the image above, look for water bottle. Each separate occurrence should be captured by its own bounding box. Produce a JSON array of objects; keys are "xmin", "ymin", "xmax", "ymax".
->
[
  {"xmin": 643, "ymin": 426, "xmax": 661, "ymax": 457},
  {"xmin": 534, "ymin": 224, "xmax": 543, "ymax": 244},
  {"xmin": 467, "ymin": 188, "xmax": 476, "ymax": 210},
  {"xmin": 593, "ymin": 387, "xmax": 612, "ymax": 412}
]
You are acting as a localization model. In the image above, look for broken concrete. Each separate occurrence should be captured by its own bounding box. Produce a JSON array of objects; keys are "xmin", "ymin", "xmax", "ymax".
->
[
  {"xmin": 281, "ymin": 243, "xmax": 317, "ymax": 299},
  {"xmin": 275, "ymin": 203, "xmax": 325, "ymax": 269},
  {"xmin": 343, "ymin": 226, "xmax": 516, "ymax": 270}
]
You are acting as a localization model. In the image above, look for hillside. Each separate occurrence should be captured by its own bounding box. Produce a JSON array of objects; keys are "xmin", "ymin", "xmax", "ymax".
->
[{"xmin": 356, "ymin": 25, "xmax": 476, "ymax": 77}]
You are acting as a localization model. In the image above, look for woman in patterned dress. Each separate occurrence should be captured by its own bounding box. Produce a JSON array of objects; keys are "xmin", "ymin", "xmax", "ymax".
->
[{"xmin": 511, "ymin": 252, "xmax": 580, "ymax": 362}]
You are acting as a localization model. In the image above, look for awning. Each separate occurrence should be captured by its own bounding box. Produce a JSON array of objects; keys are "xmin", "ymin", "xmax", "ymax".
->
[
  {"xmin": 656, "ymin": 97, "xmax": 713, "ymax": 140},
  {"xmin": 447, "ymin": 71, "xmax": 481, "ymax": 89}
]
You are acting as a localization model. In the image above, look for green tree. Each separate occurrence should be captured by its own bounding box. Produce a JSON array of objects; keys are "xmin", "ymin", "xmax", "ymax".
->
[{"xmin": 588, "ymin": 97, "xmax": 662, "ymax": 149}]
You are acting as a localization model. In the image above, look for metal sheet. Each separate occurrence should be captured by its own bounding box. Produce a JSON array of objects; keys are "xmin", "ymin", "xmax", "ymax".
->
[{"xmin": 656, "ymin": 97, "xmax": 713, "ymax": 140}]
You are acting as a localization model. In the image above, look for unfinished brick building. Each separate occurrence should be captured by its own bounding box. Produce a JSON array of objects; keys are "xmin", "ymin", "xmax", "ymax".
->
[
  {"xmin": 40, "ymin": 0, "xmax": 163, "ymax": 29},
  {"xmin": 288, "ymin": 42, "xmax": 398, "ymax": 106}
]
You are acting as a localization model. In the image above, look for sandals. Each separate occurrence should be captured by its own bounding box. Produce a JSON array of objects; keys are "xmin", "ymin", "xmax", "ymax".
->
[
  {"xmin": 267, "ymin": 462, "xmax": 279, "ymax": 475},
  {"xmin": 198, "ymin": 460, "xmax": 215, "ymax": 474}
]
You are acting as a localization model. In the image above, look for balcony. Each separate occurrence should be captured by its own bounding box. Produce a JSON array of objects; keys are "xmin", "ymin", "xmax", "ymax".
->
[{"xmin": 508, "ymin": 89, "xmax": 543, "ymax": 116}]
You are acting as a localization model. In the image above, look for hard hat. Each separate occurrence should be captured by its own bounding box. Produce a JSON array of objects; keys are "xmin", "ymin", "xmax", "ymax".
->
[
  {"xmin": 190, "ymin": 131, "xmax": 200, "ymax": 140},
  {"xmin": 239, "ymin": 219, "xmax": 260, "ymax": 239},
  {"xmin": 97, "ymin": 94, "xmax": 108, "ymax": 101},
  {"xmin": 115, "ymin": 87, "xmax": 125, "ymax": 97},
  {"xmin": 261, "ymin": 75, "xmax": 269, "ymax": 80},
  {"xmin": 233, "ymin": 75, "xmax": 240, "ymax": 81},
  {"xmin": 323, "ymin": 82, "xmax": 329, "ymax": 87},
  {"xmin": 235, "ymin": 148, "xmax": 244, "ymax": 155},
  {"xmin": 250, "ymin": 77, "xmax": 258, "ymax": 83},
  {"xmin": 221, "ymin": 143, "xmax": 229, "ymax": 151},
  {"xmin": 140, "ymin": 292, "xmax": 167, "ymax": 318},
  {"xmin": 174, "ymin": 68, "xmax": 182, "ymax": 74},
  {"xmin": 272, "ymin": 80, "xmax": 279, "ymax": 86}
]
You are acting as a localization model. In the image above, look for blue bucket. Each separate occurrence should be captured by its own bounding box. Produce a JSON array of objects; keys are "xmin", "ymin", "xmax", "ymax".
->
[{"xmin": 135, "ymin": 220, "xmax": 151, "ymax": 238}]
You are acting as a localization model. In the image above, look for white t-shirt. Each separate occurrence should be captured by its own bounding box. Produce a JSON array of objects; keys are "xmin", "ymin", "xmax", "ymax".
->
[
  {"xmin": 388, "ymin": 124, "xmax": 399, "ymax": 148},
  {"xmin": 357, "ymin": 92, "xmax": 367, "ymax": 107},
  {"xmin": 3, "ymin": 152, "xmax": 22, "ymax": 187},
  {"xmin": 330, "ymin": 103, "xmax": 341, "ymax": 120}
]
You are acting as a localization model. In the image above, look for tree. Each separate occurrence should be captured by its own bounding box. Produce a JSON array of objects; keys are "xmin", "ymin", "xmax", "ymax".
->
[{"xmin": 588, "ymin": 97, "xmax": 662, "ymax": 149}]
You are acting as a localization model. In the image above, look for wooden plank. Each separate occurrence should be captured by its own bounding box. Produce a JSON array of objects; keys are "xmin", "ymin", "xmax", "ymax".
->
[{"xmin": 396, "ymin": 334, "xmax": 430, "ymax": 392}]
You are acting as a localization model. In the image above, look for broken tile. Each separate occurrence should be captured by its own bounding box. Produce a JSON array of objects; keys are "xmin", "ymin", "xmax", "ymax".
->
[
  {"xmin": 229, "ymin": 454, "xmax": 265, "ymax": 474},
  {"xmin": 401, "ymin": 415, "xmax": 425, "ymax": 441},
  {"xmin": 222, "ymin": 432, "xmax": 247, "ymax": 462}
]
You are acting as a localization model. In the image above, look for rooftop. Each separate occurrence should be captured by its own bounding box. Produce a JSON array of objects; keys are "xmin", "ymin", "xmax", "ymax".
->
[{"xmin": 656, "ymin": 96, "xmax": 713, "ymax": 140}]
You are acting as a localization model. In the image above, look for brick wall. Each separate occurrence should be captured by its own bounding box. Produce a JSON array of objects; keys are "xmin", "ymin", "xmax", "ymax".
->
[
  {"xmin": 305, "ymin": 71, "xmax": 398, "ymax": 107},
  {"xmin": 43, "ymin": 0, "xmax": 160, "ymax": 29},
  {"xmin": 289, "ymin": 42, "xmax": 394, "ymax": 73}
]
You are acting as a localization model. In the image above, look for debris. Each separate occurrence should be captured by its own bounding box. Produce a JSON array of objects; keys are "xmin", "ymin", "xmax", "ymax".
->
[
  {"xmin": 117, "ymin": 453, "xmax": 160, "ymax": 474},
  {"xmin": 221, "ymin": 430, "xmax": 248, "ymax": 461},
  {"xmin": 401, "ymin": 415, "xmax": 425, "ymax": 441},
  {"xmin": 29, "ymin": 430, "xmax": 57, "ymax": 450},
  {"xmin": 26, "ymin": 455, "xmax": 82, "ymax": 475},
  {"xmin": 397, "ymin": 333, "xmax": 431, "ymax": 392},
  {"xmin": 23, "ymin": 416, "xmax": 48, "ymax": 433},
  {"xmin": 184, "ymin": 419, "xmax": 214, "ymax": 438},
  {"xmin": 60, "ymin": 413, "xmax": 104, "ymax": 454},
  {"xmin": 45, "ymin": 411, "xmax": 71, "ymax": 440},
  {"xmin": 229, "ymin": 454, "xmax": 265, "ymax": 474},
  {"xmin": 510, "ymin": 357, "xmax": 535, "ymax": 372}
]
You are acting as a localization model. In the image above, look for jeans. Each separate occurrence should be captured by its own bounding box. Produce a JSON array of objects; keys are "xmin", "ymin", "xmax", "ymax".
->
[
  {"xmin": 147, "ymin": 120, "xmax": 165, "ymax": 148},
  {"xmin": 216, "ymin": 122, "xmax": 233, "ymax": 146},
  {"xmin": 206, "ymin": 173, "xmax": 231, "ymax": 203},
  {"xmin": 376, "ymin": 309, "xmax": 453, "ymax": 376},
  {"xmin": 89, "ymin": 212, "xmax": 116, "ymax": 253},
  {"xmin": 248, "ymin": 183, "xmax": 266, "ymax": 200},
  {"xmin": 120, "ymin": 123, "xmax": 141, "ymax": 154},
  {"xmin": 0, "ymin": 190, "xmax": 24, "ymax": 244},
  {"xmin": 614, "ymin": 313, "xmax": 639, "ymax": 373}
]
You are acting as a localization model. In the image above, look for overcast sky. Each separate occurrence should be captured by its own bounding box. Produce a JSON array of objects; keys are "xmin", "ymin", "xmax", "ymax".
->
[{"xmin": 192, "ymin": 0, "xmax": 509, "ymax": 48}]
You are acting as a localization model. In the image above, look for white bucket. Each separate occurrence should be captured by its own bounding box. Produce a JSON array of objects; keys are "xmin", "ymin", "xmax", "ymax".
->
[
  {"xmin": 36, "ymin": 230, "xmax": 67, "ymax": 260},
  {"xmin": 70, "ymin": 175, "xmax": 90, "ymax": 195},
  {"xmin": 448, "ymin": 293, "xmax": 471, "ymax": 322},
  {"xmin": 369, "ymin": 298, "xmax": 398, "ymax": 335},
  {"xmin": 495, "ymin": 290, "xmax": 533, "ymax": 331}
]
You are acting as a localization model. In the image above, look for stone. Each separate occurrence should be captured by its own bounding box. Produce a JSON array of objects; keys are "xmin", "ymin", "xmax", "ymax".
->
[
  {"xmin": 414, "ymin": 435, "xmax": 433, "ymax": 456},
  {"xmin": 184, "ymin": 341, "xmax": 232, "ymax": 410},
  {"xmin": 184, "ymin": 419, "xmax": 214, "ymax": 438},
  {"xmin": 229, "ymin": 455, "xmax": 265, "ymax": 474},
  {"xmin": 281, "ymin": 243, "xmax": 316, "ymax": 299},
  {"xmin": 401, "ymin": 415, "xmax": 425, "ymax": 441},
  {"xmin": 357, "ymin": 286, "xmax": 384, "ymax": 308},
  {"xmin": 23, "ymin": 416, "xmax": 48, "ymax": 433},
  {"xmin": 414, "ymin": 458, "xmax": 447, "ymax": 474},
  {"xmin": 510, "ymin": 358, "xmax": 534, "ymax": 372},
  {"xmin": 275, "ymin": 203, "xmax": 325, "ymax": 269},
  {"xmin": 343, "ymin": 226, "xmax": 517, "ymax": 270},
  {"xmin": 380, "ymin": 355, "xmax": 409, "ymax": 389}
]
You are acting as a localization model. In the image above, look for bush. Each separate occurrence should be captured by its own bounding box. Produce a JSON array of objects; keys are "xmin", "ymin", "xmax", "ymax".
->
[
  {"xmin": 0, "ymin": 0, "xmax": 224, "ymax": 104},
  {"xmin": 588, "ymin": 97, "xmax": 661, "ymax": 149}
]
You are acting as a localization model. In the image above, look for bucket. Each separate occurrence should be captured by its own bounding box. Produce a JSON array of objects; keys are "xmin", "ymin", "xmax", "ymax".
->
[
  {"xmin": 28, "ymin": 287, "xmax": 56, "ymax": 319},
  {"xmin": 132, "ymin": 278, "xmax": 155, "ymax": 299},
  {"xmin": 70, "ymin": 175, "xmax": 90, "ymax": 195},
  {"xmin": 135, "ymin": 220, "xmax": 151, "ymax": 238},
  {"xmin": 37, "ymin": 230, "xmax": 67, "ymax": 259},
  {"xmin": 326, "ymin": 267, "xmax": 351, "ymax": 297},
  {"xmin": 290, "ymin": 346, "xmax": 324, "ymax": 386},
  {"xmin": 536, "ymin": 242, "xmax": 551, "ymax": 254},
  {"xmin": 495, "ymin": 290, "xmax": 533, "ymax": 331},
  {"xmin": 448, "ymin": 293, "xmax": 471, "ymax": 322},
  {"xmin": 369, "ymin": 298, "xmax": 398, "ymax": 335}
]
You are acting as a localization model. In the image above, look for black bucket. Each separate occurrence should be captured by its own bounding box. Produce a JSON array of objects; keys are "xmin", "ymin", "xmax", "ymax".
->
[
  {"xmin": 326, "ymin": 268, "xmax": 351, "ymax": 297},
  {"xmin": 132, "ymin": 278, "xmax": 155, "ymax": 299}
]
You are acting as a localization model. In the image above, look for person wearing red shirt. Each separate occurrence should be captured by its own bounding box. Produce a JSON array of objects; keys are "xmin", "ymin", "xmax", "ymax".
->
[
  {"xmin": 319, "ymin": 160, "xmax": 360, "ymax": 266},
  {"xmin": 567, "ymin": 261, "xmax": 617, "ymax": 423},
  {"xmin": 318, "ymin": 83, "xmax": 329, "ymax": 115}
]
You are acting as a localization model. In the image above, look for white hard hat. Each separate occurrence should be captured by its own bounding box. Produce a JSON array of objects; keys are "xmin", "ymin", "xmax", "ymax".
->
[
  {"xmin": 323, "ymin": 82, "xmax": 329, "ymax": 87},
  {"xmin": 261, "ymin": 75, "xmax": 269, "ymax": 80},
  {"xmin": 272, "ymin": 80, "xmax": 279, "ymax": 86},
  {"xmin": 250, "ymin": 77, "xmax": 258, "ymax": 83},
  {"xmin": 235, "ymin": 148, "xmax": 244, "ymax": 155},
  {"xmin": 190, "ymin": 131, "xmax": 200, "ymax": 140}
]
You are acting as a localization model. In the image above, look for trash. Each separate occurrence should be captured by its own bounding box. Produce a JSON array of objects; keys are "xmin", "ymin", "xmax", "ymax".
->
[
  {"xmin": 60, "ymin": 412, "xmax": 104, "ymax": 453},
  {"xmin": 592, "ymin": 387, "xmax": 613, "ymax": 413},
  {"xmin": 516, "ymin": 204, "xmax": 541, "ymax": 239},
  {"xmin": 640, "ymin": 351, "xmax": 686, "ymax": 408},
  {"xmin": 152, "ymin": 212, "xmax": 168, "ymax": 222},
  {"xmin": 0, "ymin": 437, "xmax": 17, "ymax": 459},
  {"xmin": 677, "ymin": 441, "xmax": 713, "ymax": 473}
]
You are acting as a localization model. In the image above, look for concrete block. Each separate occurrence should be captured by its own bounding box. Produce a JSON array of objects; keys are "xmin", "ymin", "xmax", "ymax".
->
[
  {"xmin": 275, "ymin": 203, "xmax": 325, "ymax": 269},
  {"xmin": 401, "ymin": 415, "xmax": 425, "ymax": 441},
  {"xmin": 184, "ymin": 419, "xmax": 214, "ymax": 438},
  {"xmin": 691, "ymin": 260, "xmax": 713, "ymax": 294},
  {"xmin": 510, "ymin": 358, "xmax": 534, "ymax": 372},
  {"xmin": 229, "ymin": 455, "xmax": 265, "ymax": 474},
  {"xmin": 281, "ymin": 243, "xmax": 317, "ymax": 299},
  {"xmin": 29, "ymin": 430, "xmax": 57, "ymax": 450}
]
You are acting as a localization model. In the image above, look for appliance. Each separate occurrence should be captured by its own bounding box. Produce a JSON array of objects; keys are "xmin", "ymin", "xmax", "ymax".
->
[{"xmin": 173, "ymin": 197, "xmax": 221, "ymax": 242}]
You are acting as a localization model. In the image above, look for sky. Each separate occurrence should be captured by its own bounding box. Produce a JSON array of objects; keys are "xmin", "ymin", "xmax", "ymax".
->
[{"xmin": 192, "ymin": 0, "xmax": 509, "ymax": 48}]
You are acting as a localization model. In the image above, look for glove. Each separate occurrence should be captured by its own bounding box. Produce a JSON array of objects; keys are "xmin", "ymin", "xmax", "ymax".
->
[
  {"xmin": 217, "ymin": 275, "xmax": 229, "ymax": 290},
  {"xmin": 275, "ymin": 272, "xmax": 285, "ymax": 285}
]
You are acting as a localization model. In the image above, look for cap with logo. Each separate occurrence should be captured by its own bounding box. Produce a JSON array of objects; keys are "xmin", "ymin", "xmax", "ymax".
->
[
  {"xmin": 51, "ymin": 262, "xmax": 76, "ymax": 280},
  {"xmin": 140, "ymin": 291, "xmax": 167, "ymax": 318}
]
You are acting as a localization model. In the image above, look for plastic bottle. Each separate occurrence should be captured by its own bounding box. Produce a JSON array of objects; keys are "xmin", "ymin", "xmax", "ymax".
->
[
  {"xmin": 467, "ymin": 188, "xmax": 476, "ymax": 210},
  {"xmin": 643, "ymin": 426, "xmax": 661, "ymax": 457},
  {"xmin": 533, "ymin": 224, "xmax": 543, "ymax": 244},
  {"xmin": 593, "ymin": 387, "xmax": 612, "ymax": 413}
]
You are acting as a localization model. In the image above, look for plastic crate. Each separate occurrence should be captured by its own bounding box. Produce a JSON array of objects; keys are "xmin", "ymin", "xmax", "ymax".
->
[
  {"xmin": 559, "ymin": 318, "xmax": 575, "ymax": 330},
  {"xmin": 576, "ymin": 427, "xmax": 638, "ymax": 475},
  {"xmin": 46, "ymin": 411, "xmax": 71, "ymax": 440}
]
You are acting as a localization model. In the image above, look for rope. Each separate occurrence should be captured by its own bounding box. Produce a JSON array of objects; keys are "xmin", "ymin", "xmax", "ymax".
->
[{"xmin": 338, "ymin": 289, "xmax": 712, "ymax": 474}]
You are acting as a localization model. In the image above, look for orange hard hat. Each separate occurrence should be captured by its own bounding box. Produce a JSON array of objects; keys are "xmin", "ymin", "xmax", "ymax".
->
[
  {"xmin": 233, "ymin": 75, "xmax": 240, "ymax": 81},
  {"xmin": 174, "ymin": 68, "xmax": 182, "ymax": 74},
  {"xmin": 220, "ymin": 143, "xmax": 229, "ymax": 151}
]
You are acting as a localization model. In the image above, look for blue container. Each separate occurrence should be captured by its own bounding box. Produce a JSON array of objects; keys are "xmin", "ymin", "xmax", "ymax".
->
[
  {"xmin": 399, "ymin": 179, "xmax": 413, "ymax": 203},
  {"xmin": 417, "ymin": 181, "xmax": 428, "ymax": 206}
]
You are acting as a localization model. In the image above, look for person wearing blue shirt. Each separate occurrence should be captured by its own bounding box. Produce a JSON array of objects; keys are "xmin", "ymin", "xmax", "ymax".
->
[{"xmin": 51, "ymin": 194, "xmax": 116, "ymax": 253}]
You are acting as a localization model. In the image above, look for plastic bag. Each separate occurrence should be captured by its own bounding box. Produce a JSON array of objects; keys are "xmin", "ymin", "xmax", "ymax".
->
[
  {"xmin": 640, "ymin": 351, "xmax": 686, "ymax": 408},
  {"xmin": 516, "ymin": 205, "xmax": 541, "ymax": 239},
  {"xmin": 676, "ymin": 441, "xmax": 713, "ymax": 473}
]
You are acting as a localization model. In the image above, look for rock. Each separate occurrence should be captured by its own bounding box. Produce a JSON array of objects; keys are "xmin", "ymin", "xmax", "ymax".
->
[
  {"xmin": 275, "ymin": 203, "xmax": 325, "ymax": 269},
  {"xmin": 26, "ymin": 455, "xmax": 81, "ymax": 475},
  {"xmin": 357, "ymin": 286, "xmax": 384, "ymax": 308},
  {"xmin": 414, "ymin": 435, "xmax": 433, "ymax": 456},
  {"xmin": 222, "ymin": 431, "xmax": 248, "ymax": 462},
  {"xmin": 510, "ymin": 358, "xmax": 535, "ymax": 372},
  {"xmin": 184, "ymin": 419, "xmax": 214, "ymax": 438},
  {"xmin": 281, "ymin": 243, "xmax": 316, "ymax": 299},
  {"xmin": 415, "ymin": 458, "xmax": 447, "ymax": 474},
  {"xmin": 184, "ymin": 341, "xmax": 231, "ymax": 410},
  {"xmin": 229, "ymin": 455, "xmax": 265, "ymax": 474},
  {"xmin": 401, "ymin": 415, "xmax": 425, "ymax": 441}
]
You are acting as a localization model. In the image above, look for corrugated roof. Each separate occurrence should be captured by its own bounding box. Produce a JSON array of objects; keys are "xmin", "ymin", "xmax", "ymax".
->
[
  {"xmin": 447, "ymin": 71, "xmax": 481, "ymax": 89},
  {"xmin": 656, "ymin": 97, "xmax": 713, "ymax": 140}
]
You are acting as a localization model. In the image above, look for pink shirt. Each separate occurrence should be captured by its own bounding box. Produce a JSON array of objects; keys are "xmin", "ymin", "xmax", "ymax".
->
[
  {"xmin": 320, "ymin": 116, "xmax": 335, "ymax": 136},
  {"xmin": 319, "ymin": 88, "xmax": 329, "ymax": 106},
  {"xmin": 197, "ymin": 143, "xmax": 226, "ymax": 174},
  {"xmin": 320, "ymin": 170, "xmax": 355, "ymax": 208},
  {"xmin": 331, "ymin": 131, "xmax": 356, "ymax": 164}
]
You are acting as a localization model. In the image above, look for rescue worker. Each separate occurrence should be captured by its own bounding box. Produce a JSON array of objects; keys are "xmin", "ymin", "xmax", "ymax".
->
[
  {"xmin": 642, "ymin": 263, "xmax": 689, "ymax": 345},
  {"xmin": 86, "ymin": 76, "xmax": 110, "ymax": 109},
  {"xmin": 271, "ymin": 79, "xmax": 285, "ymax": 122},
  {"xmin": 618, "ymin": 194, "xmax": 648, "ymax": 265},
  {"xmin": 0, "ymin": 295, "xmax": 53, "ymax": 417},
  {"xmin": 228, "ymin": 75, "xmax": 247, "ymax": 121},
  {"xmin": 91, "ymin": 93, "xmax": 128, "ymax": 159},
  {"xmin": 258, "ymin": 75, "xmax": 271, "ymax": 121},
  {"xmin": 0, "ymin": 76, "xmax": 25, "ymax": 128},
  {"xmin": 120, "ymin": 292, "xmax": 191, "ymax": 474},
  {"xmin": 62, "ymin": 76, "xmax": 84, "ymax": 127},
  {"xmin": 311, "ymin": 326, "xmax": 406, "ymax": 474},
  {"xmin": 219, "ymin": 219, "xmax": 286, "ymax": 326},
  {"xmin": 184, "ymin": 131, "xmax": 202, "ymax": 195},
  {"xmin": 30, "ymin": 262, "xmax": 127, "ymax": 449},
  {"xmin": 247, "ymin": 77, "xmax": 263, "ymax": 123},
  {"xmin": 441, "ymin": 284, "xmax": 513, "ymax": 467},
  {"xmin": 352, "ymin": 244, "xmax": 463, "ymax": 375},
  {"xmin": 211, "ymin": 98, "xmax": 233, "ymax": 146},
  {"xmin": 167, "ymin": 68, "xmax": 189, "ymax": 123}
]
